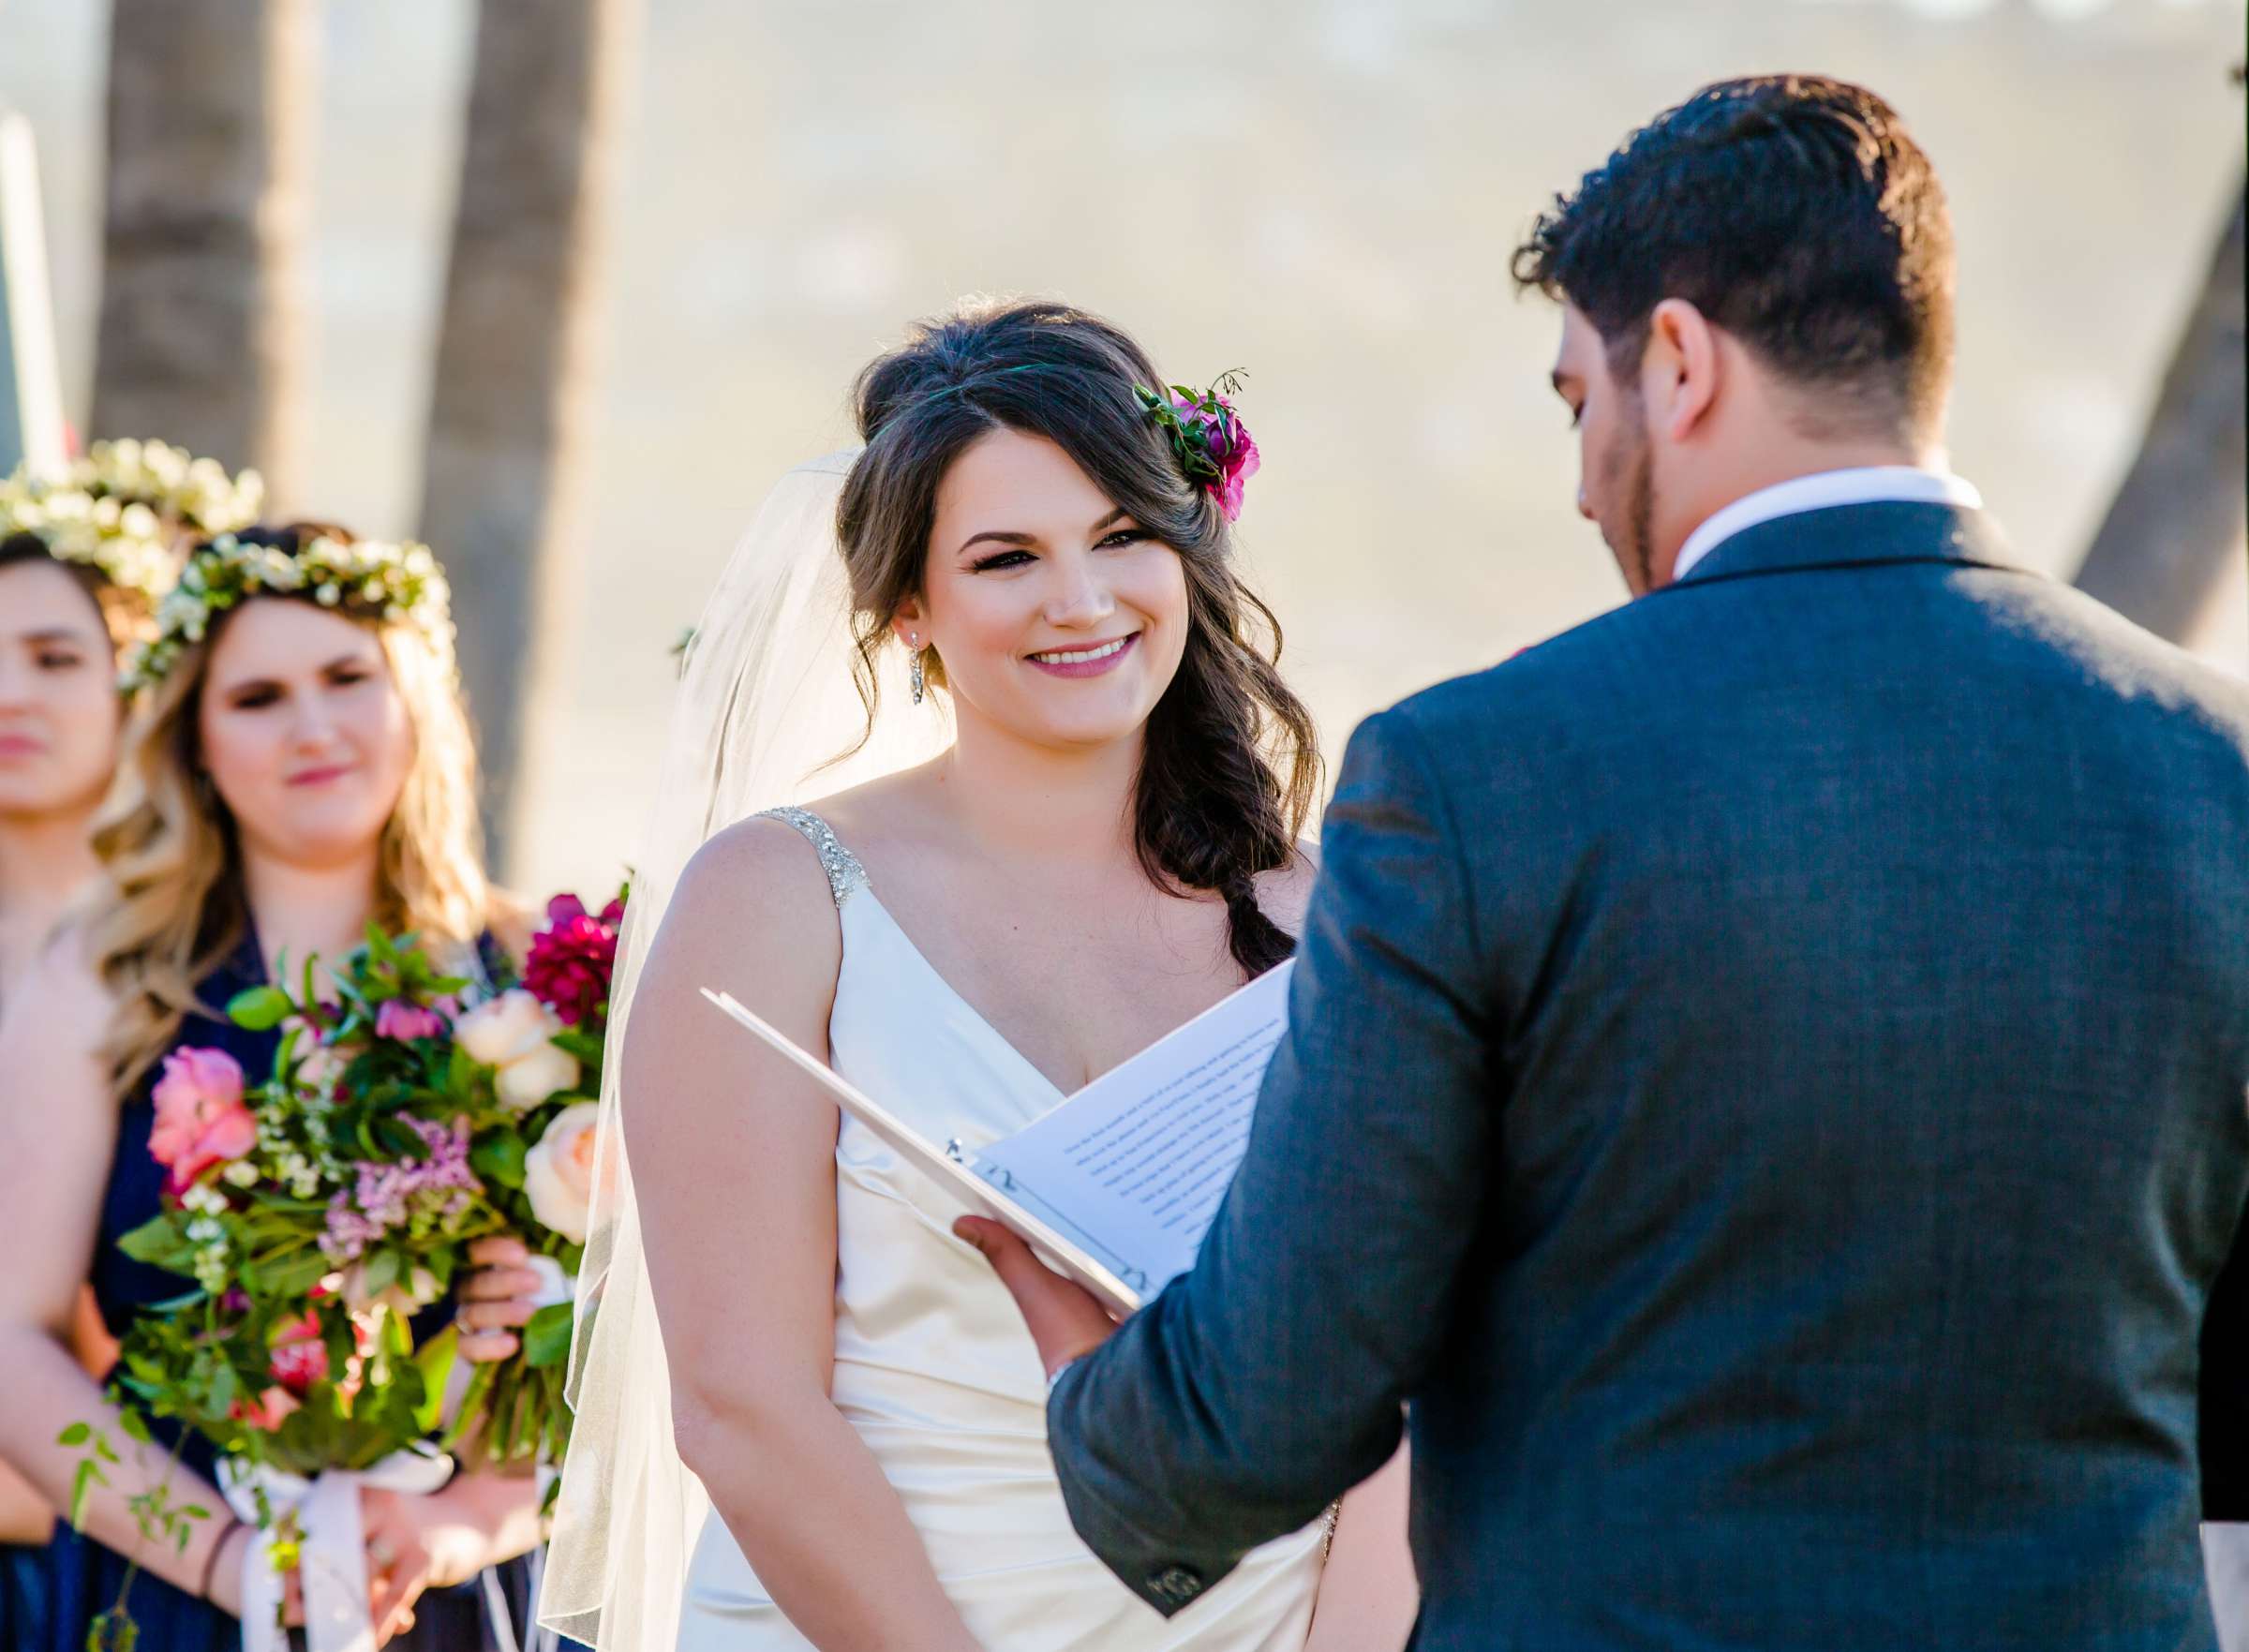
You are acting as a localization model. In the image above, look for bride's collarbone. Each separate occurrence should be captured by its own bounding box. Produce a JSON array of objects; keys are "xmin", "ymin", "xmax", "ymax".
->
[
  {"xmin": 801, "ymin": 798, "xmax": 1248, "ymax": 1071},
  {"xmin": 882, "ymin": 885, "xmax": 1243, "ymax": 1090}
]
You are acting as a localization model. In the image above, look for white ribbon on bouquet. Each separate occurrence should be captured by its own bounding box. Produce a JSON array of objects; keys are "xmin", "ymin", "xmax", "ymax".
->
[{"xmin": 219, "ymin": 1446, "xmax": 454, "ymax": 1652}]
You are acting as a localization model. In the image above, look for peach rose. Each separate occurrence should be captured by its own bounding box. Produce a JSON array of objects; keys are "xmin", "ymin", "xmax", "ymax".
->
[
  {"xmin": 456, "ymin": 990, "xmax": 581, "ymax": 1109},
  {"xmin": 454, "ymin": 989, "xmax": 561, "ymax": 1066},
  {"xmin": 496, "ymin": 1042, "xmax": 581, "ymax": 1110},
  {"xmin": 523, "ymin": 1102, "xmax": 607, "ymax": 1243}
]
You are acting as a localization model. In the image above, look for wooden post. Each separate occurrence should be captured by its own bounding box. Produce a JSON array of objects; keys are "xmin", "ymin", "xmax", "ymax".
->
[{"xmin": 0, "ymin": 110, "xmax": 66, "ymax": 477}]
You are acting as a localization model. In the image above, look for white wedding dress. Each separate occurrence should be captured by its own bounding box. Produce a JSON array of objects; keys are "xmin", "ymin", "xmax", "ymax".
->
[{"xmin": 676, "ymin": 807, "xmax": 1328, "ymax": 1650}]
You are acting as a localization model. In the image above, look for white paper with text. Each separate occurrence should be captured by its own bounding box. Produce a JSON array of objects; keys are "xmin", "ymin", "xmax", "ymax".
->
[{"xmin": 969, "ymin": 960, "xmax": 1293, "ymax": 1300}]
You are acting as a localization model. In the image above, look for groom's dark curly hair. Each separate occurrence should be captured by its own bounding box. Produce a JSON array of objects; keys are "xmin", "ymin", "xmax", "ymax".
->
[
  {"xmin": 1512, "ymin": 75, "xmax": 1957, "ymax": 442},
  {"xmin": 836, "ymin": 299, "xmax": 1320, "ymax": 978}
]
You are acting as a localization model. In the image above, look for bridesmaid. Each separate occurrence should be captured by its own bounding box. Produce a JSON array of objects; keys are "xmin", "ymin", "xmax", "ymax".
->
[
  {"xmin": 0, "ymin": 529, "xmax": 146, "ymax": 1649},
  {"xmin": 0, "ymin": 447, "xmax": 260, "ymax": 1644},
  {"xmin": 0, "ymin": 439, "xmax": 261, "ymax": 1011},
  {"xmin": 0, "ymin": 523, "xmax": 551, "ymax": 1649}
]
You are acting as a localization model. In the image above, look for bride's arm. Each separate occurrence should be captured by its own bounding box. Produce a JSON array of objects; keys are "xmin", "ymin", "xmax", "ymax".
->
[
  {"xmin": 1303, "ymin": 1441, "xmax": 1417, "ymax": 1652},
  {"xmin": 629, "ymin": 821, "xmax": 981, "ymax": 1652}
]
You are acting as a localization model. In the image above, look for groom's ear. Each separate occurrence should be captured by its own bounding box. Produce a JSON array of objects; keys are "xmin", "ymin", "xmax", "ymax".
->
[{"xmin": 1643, "ymin": 298, "xmax": 1721, "ymax": 445}]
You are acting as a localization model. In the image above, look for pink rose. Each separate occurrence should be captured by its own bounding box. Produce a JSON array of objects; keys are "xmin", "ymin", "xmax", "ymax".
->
[
  {"xmin": 375, "ymin": 998, "xmax": 449, "ymax": 1042},
  {"xmin": 1164, "ymin": 393, "xmax": 1259, "ymax": 522},
  {"xmin": 148, "ymin": 1048, "xmax": 257, "ymax": 1195},
  {"xmin": 230, "ymin": 1385, "xmax": 301, "ymax": 1432},
  {"xmin": 269, "ymin": 1311, "xmax": 329, "ymax": 1393}
]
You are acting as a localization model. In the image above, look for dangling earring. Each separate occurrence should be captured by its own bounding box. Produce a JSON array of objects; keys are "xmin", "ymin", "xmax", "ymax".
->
[{"xmin": 907, "ymin": 633, "xmax": 926, "ymax": 706}]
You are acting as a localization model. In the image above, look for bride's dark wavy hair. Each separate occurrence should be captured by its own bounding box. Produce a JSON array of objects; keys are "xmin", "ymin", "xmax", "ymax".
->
[{"xmin": 837, "ymin": 298, "xmax": 1320, "ymax": 976}]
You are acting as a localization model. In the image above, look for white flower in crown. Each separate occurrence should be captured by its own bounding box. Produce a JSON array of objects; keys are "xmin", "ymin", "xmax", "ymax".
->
[
  {"xmin": 0, "ymin": 439, "xmax": 262, "ymax": 610},
  {"xmin": 121, "ymin": 531, "xmax": 456, "ymax": 695}
]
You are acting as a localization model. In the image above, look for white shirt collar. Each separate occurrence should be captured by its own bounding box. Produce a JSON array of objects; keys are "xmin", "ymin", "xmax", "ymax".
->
[{"xmin": 1670, "ymin": 466, "xmax": 1985, "ymax": 583}]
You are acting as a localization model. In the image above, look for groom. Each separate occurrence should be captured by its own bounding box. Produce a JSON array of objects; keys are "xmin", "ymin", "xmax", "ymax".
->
[{"xmin": 967, "ymin": 75, "xmax": 2249, "ymax": 1648}]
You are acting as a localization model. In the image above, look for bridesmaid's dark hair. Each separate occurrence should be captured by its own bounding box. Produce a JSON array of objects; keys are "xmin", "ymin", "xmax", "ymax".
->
[
  {"xmin": 837, "ymin": 298, "xmax": 1319, "ymax": 977},
  {"xmin": 0, "ymin": 530, "xmax": 151, "ymax": 657}
]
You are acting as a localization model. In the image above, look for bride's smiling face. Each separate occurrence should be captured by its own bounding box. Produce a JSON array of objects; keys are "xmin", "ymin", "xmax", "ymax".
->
[{"xmin": 896, "ymin": 427, "xmax": 1190, "ymax": 752}]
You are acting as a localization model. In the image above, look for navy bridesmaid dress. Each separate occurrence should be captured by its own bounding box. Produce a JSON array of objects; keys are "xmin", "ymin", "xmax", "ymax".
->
[{"xmin": 2, "ymin": 1526, "xmax": 58, "ymax": 1649}]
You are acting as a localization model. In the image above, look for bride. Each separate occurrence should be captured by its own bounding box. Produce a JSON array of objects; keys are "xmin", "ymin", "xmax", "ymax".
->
[{"xmin": 544, "ymin": 300, "xmax": 1415, "ymax": 1650}]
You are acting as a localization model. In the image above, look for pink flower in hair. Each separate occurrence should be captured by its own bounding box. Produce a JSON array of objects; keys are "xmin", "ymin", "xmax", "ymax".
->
[
  {"xmin": 1138, "ymin": 378, "xmax": 1260, "ymax": 523},
  {"xmin": 1208, "ymin": 409, "xmax": 1260, "ymax": 523}
]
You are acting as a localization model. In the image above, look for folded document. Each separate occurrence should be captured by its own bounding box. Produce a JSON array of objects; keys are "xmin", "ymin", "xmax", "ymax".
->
[{"xmin": 702, "ymin": 959, "xmax": 1293, "ymax": 1315}]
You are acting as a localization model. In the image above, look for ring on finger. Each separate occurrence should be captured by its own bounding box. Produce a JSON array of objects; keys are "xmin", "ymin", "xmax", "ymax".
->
[{"xmin": 368, "ymin": 1536, "xmax": 398, "ymax": 1570}]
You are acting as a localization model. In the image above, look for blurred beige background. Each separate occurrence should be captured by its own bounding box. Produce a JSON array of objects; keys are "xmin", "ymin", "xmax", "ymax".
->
[{"xmin": 5, "ymin": 0, "xmax": 2242, "ymax": 896}]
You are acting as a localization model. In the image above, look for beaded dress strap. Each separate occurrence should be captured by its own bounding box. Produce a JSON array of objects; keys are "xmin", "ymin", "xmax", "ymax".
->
[{"xmin": 757, "ymin": 806, "xmax": 871, "ymax": 907}]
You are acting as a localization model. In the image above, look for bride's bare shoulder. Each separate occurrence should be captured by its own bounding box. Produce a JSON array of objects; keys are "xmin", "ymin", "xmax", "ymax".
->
[
  {"xmin": 656, "ymin": 811, "xmax": 849, "ymax": 980},
  {"xmin": 671, "ymin": 756, "xmax": 938, "ymax": 929}
]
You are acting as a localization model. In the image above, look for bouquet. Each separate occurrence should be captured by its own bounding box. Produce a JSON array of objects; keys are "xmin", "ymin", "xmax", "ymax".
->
[{"xmin": 66, "ymin": 891, "xmax": 623, "ymax": 1647}]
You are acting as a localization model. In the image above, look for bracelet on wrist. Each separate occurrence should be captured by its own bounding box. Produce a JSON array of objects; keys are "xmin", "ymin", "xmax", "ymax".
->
[{"xmin": 199, "ymin": 1515, "xmax": 245, "ymax": 1601}]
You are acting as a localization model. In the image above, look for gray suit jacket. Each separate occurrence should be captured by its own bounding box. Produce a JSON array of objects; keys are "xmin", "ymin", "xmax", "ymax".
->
[{"xmin": 1046, "ymin": 501, "xmax": 2249, "ymax": 1650}]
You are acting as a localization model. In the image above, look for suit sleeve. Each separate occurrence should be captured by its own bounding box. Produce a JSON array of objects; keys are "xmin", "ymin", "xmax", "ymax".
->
[{"xmin": 1045, "ymin": 706, "xmax": 1498, "ymax": 1615}]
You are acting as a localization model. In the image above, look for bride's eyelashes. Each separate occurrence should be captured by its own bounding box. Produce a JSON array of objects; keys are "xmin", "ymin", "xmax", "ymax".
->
[{"xmin": 966, "ymin": 528, "xmax": 1150, "ymax": 575}]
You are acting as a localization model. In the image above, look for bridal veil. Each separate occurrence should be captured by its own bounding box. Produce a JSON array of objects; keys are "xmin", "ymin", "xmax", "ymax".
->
[{"xmin": 539, "ymin": 455, "xmax": 950, "ymax": 1650}]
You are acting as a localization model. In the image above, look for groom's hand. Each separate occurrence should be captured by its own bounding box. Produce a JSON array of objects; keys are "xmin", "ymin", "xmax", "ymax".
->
[{"xmin": 954, "ymin": 1216, "xmax": 1121, "ymax": 1379}]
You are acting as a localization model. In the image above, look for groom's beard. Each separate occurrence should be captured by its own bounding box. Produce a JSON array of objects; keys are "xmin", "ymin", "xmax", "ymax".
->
[
  {"xmin": 1623, "ymin": 443, "xmax": 1654, "ymax": 594},
  {"xmin": 1603, "ymin": 397, "xmax": 1657, "ymax": 595}
]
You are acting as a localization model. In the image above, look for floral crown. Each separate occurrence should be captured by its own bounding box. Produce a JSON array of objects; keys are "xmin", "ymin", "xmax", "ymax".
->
[
  {"xmin": 1135, "ymin": 373, "xmax": 1260, "ymax": 523},
  {"xmin": 0, "ymin": 439, "xmax": 264, "ymax": 607},
  {"xmin": 122, "ymin": 532, "xmax": 455, "ymax": 694}
]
